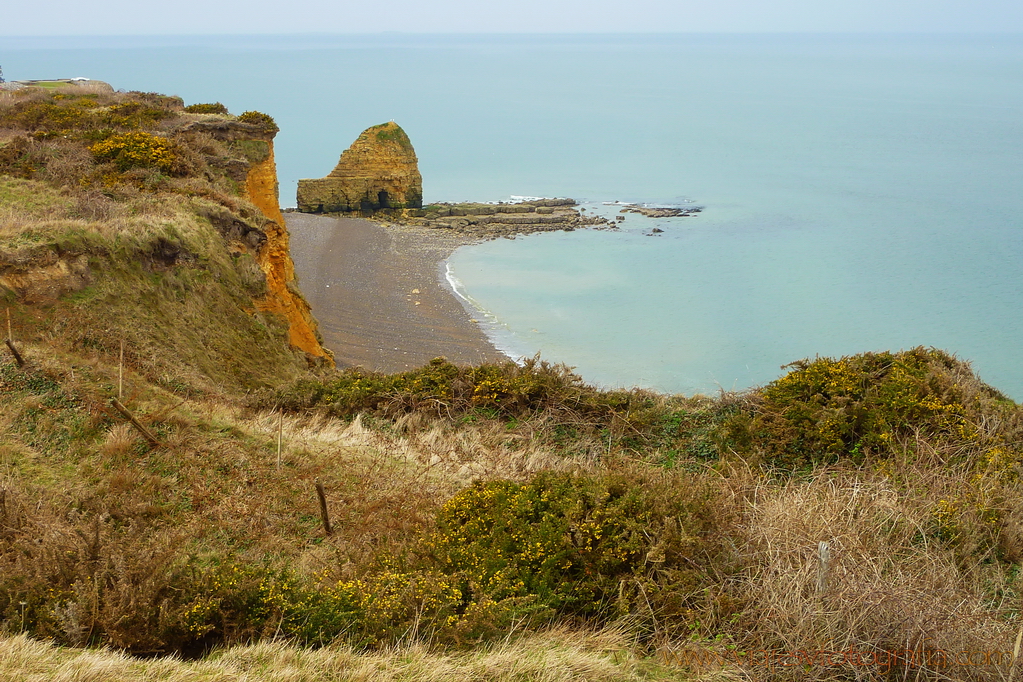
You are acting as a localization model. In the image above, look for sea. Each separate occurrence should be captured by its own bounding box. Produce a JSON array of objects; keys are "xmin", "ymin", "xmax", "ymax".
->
[{"xmin": 4, "ymin": 33, "xmax": 1022, "ymax": 399}]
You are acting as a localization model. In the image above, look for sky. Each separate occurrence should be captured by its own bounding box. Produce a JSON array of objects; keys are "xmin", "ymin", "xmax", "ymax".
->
[{"xmin": 2, "ymin": 0, "xmax": 1022, "ymax": 35}]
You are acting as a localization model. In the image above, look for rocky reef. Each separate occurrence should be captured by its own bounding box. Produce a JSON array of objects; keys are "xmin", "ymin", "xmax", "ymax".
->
[
  {"xmin": 621, "ymin": 205, "xmax": 702, "ymax": 218},
  {"xmin": 297, "ymin": 122, "xmax": 423, "ymax": 214},
  {"xmin": 401, "ymin": 198, "xmax": 612, "ymax": 239}
]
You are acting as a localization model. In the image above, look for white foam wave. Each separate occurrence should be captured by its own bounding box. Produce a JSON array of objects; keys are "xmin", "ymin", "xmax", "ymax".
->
[{"xmin": 444, "ymin": 262, "xmax": 525, "ymax": 364}]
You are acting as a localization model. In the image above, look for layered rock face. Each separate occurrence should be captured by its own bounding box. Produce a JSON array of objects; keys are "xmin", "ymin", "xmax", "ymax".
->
[
  {"xmin": 244, "ymin": 140, "xmax": 331, "ymax": 363},
  {"xmin": 297, "ymin": 122, "xmax": 423, "ymax": 214}
]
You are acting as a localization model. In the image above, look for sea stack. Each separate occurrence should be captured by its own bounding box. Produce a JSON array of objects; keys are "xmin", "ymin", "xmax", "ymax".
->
[{"xmin": 297, "ymin": 122, "xmax": 423, "ymax": 214}]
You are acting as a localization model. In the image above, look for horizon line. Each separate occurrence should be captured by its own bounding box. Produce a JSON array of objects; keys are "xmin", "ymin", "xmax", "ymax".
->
[{"xmin": 3, "ymin": 30, "xmax": 1023, "ymax": 38}]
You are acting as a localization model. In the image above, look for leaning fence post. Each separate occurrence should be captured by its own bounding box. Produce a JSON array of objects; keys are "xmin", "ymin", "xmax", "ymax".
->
[
  {"xmin": 110, "ymin": 398, "xmax": 160, "ymax": 447},
  {"xmin": 4, "ymin": 338, "xmax": 23, "ymax": 368},
  {"xmin": 315, "ymin": 480, "xmax": 332, "ymax": 536},
  {"xmin": 5, "ymin": 308, "xmax": 23, "ymax": 367}
]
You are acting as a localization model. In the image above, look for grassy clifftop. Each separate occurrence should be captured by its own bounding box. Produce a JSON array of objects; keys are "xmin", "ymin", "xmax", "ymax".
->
[
  {"xmin": 2, "ymin": 84, "xmax": 1023, "ymax": 682},
  {"xmin": 0, "ymin": 85, "xmax": 326, "ymax": 393}
]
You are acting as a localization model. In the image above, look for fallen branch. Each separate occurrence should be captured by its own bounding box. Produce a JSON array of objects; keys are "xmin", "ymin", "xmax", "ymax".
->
[{"xmin": 110, "ymin": 398, "xmax": 160, "ymax": 447}]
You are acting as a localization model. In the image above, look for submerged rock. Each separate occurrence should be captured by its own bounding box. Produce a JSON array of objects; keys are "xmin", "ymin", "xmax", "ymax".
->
[
  {"xmin": 297, "ymin": 122, "xmax": 423, "ymax": 214},
  {"xmin": 622, "ymin": 205, "xmax": 701, "ymax": 218}
]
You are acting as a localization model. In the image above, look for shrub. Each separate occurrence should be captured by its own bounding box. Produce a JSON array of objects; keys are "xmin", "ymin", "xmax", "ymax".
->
[
  {"xmin": 425, "ymin": 468, "xmax": 736, "ymax": 637},
  {"xmin": 184, "ymin": 102, "xmax": 229, "ymax": 115},
  {"xmin": 237, "ymin": 110, "xmax": 279, "ymax": 134},
  {"xmin": 331, "ymin": 568, "xmax": 465, "ymax": 646},
  {"xmin": 179, "ymin": 562, "xmax": 362, "ymax": 647},
  {"xmin": 271, "ymin": 357, "xmax": 644, "ymax": 421},
  {"xmin": 729, "ymin": 347, "xmax": 1010, "ymax": 469},
  {"xmin": 99, "ymin": 100, "xmax": 173, "ymax": 129},
  {"xmin": 89, "ymin": 131, "xmax": 177, "ymax": 173},
  {"xmin": 2, "ymin": 100, "xmax": 87, "ymax": 138},
  {"xmin": 0, "ymin": 136, "xmax": 40, "ymax": 177}
]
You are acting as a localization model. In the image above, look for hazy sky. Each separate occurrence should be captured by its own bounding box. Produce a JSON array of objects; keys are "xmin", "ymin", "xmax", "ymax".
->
[{"xmin": 3, "ymin": 0, "xmax": 1023, "ymax": 35}]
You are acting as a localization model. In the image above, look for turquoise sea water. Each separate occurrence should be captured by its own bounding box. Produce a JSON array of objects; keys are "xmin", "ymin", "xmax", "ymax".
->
[{"xmin": 5, "ymin": 34, "xmax": 1022, "ymax": 398}]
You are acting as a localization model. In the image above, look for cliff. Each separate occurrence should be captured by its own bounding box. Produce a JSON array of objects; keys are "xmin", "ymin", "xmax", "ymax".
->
[
  {"xmin": 178, "ymin": 116, "xmax": 330, "ymax": 362},
  {"xmin": 0, "ymin": 87, "xmax": 332, "ymax": 388},
  {"xmin": 296, "ymin": 122, "xmax": 423, "ymax": 214},
  {"xmin": 241, "ymin": 134, "xmax": 331, "ymax": 362}
]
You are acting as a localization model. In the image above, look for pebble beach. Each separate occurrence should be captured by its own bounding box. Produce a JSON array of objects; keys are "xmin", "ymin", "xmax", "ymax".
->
[{"xmin": 285, "ymin": 213, "xmax": 506, "ymax": 372}]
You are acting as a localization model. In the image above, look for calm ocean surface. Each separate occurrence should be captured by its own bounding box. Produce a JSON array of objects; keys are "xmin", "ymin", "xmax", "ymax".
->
[{"xmin": 5, "ymin": 34, "xmax": 1022, "ymax": 398}]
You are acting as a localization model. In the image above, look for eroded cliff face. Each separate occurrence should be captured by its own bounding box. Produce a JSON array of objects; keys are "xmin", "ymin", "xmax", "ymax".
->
[
  {"xmin": 0, "ymin": 250, "xmax": 91, "ymax": 304},
  {"xmin": 296, "ymin": 122, "xmax": 423, "ymax": 214},
  {"xmin": 243, "ymin": 140, "xmax": 332, "ymax": 364}
]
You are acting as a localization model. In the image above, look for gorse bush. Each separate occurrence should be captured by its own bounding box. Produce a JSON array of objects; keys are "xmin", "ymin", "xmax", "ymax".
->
[
  {"xmin": 428, "ymin": 470, "xmax": 735, "ymax": 632},
  {"xmin": 184, "ymin": 102, "xmax": 229, "ymax": 115},
  {"xmin": 89, "ymin": 131, "xmax": 177, "ymax": 173},
  {"xmin": 100, "ymin": 100, "xmax": 173, "ymax": 129},
  {"xmin": 0, "ymin": 94, "xmax": 172, "ymax": 140},
  {"xmin": 237, "ymin": 110, "xmax": 279, "ymax": 134},
  {"xmin": 725, "ymin": 347, "xmax": 1018, "ymax": 469},
  {"xmin": 179, "ymin": 562, "xmax": 363, "ymax": 648},
  {"xmin": 298, "ymin": 468, "xmax": 739, "ymax": 647},
  {"xmin": 271, "ymin": 356, "xmax": 662, "ymax": 421}
]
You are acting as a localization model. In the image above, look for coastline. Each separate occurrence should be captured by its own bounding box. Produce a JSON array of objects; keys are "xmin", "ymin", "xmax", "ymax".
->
[{"xmin": 285, "ymin": 213, "xmax": 507, "ymax": 372}]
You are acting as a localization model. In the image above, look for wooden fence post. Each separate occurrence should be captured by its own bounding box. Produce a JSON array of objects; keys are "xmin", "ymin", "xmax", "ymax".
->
[
  {"xmin": 5, "ymin": 308, "xmax": 24, "ymax": 367},
  {"xmin": 817, "ymin": 540, "xmax": 831, "ymax": 594},
  {"xmin": 315, "ymin": 480, "xmax": 332, "ymax": 536},
  {"xmin": 110, "ymin": 399, "xmax": 160, "ymax": 447},
  {"xmin": 4, "ymin": 338, "xmax": 24, "ymax": 368},
  {"xmin": 277, "ymin": 411, "xmax": 283, "ymax": 470}
]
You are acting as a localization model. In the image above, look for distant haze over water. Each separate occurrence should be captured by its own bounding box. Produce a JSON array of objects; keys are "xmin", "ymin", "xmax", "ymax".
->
[{"xmin": 6, "ymin": 34, "xmax": 1022, "ymax": 398}]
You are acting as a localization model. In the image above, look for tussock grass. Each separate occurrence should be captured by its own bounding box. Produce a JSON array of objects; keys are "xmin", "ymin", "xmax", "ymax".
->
[
  {"xmin": 0, "ymin": 628, "xmax": 686, "ymax": 681},
  {"xmin": 725, "ymin": 467, "xmax": 1015, "ymax": 680}
]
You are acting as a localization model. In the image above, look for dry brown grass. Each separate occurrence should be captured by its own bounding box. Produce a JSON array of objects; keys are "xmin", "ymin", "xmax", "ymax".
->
[
  {"xmin": 0, "ymin": 627, "xmax": 688, "ymax": 681},
  {"xmin": 675, "ymin": 455, "xmax": 1022, "ymax": 681}
]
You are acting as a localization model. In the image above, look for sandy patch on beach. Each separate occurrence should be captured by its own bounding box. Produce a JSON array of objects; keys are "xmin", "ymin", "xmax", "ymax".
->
[{"xmin": 285, "ymin": 213, "xmax": 506, "ymax": 372}]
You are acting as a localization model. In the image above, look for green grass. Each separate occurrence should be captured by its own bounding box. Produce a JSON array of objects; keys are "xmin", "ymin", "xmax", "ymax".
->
[{"xmin": 0, "ymin": 176, "xmax": 73, "ymax": 217}]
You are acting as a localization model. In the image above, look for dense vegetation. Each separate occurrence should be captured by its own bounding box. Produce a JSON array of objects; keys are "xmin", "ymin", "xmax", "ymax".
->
[{"xmin": 2, "ymin": 84, "xmax": 1023, "ymax": 681}]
